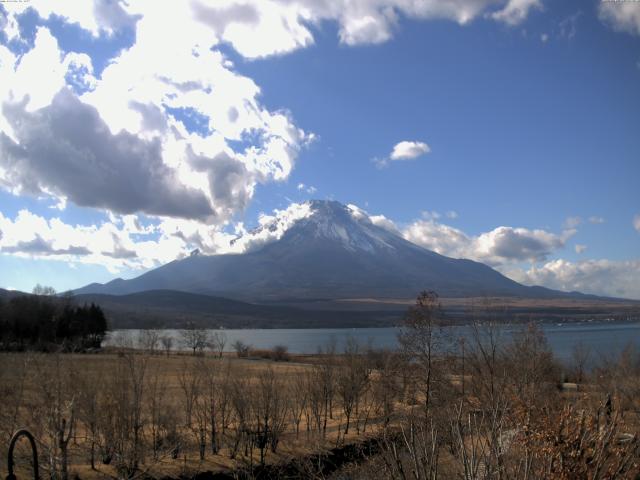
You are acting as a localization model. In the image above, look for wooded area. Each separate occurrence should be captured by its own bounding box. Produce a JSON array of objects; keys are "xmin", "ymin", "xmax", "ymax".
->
[{"xmin": 0, "ymin": 286, "xmax": 107, "ymax": 352}]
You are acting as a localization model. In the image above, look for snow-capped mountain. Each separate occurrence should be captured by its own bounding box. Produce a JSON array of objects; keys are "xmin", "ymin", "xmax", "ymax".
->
[{"xmin": 75, "ymin": 200, "xmax": 575, "ymax": 300}]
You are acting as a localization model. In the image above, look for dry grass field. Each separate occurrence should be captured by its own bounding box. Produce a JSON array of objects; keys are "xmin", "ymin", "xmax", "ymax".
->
[
  {"xmin": 1, "ymin": 315, "xmax": 639, "ymax": 479},
  {"xmin": 0, "ymin": 348, "xmax": 397, "ymax": 479}
]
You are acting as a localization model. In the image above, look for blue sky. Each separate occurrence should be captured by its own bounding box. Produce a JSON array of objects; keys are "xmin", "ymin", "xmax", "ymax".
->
[{"xmin": 0, "ymin": 0, "xmax": 639, "ymax": 298}]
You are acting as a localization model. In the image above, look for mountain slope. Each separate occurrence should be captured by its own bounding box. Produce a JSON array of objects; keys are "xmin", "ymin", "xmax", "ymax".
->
[
  {"xmin": 75, "ymin": 200, "xmax": 582, "ymax": 301},
  {"xmin": 74, "ymin": 290, "xmax": 400, "ymax": 328}
]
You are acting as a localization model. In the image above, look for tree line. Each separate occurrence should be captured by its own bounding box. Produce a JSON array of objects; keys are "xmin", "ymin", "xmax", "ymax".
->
[{"xmin": 0, "ymin": 285, "xmax": 108, "ymax": 351}]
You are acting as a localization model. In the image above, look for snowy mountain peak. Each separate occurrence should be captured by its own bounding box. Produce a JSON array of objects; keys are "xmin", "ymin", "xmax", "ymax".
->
[
  {"xmin": 229, "ymin": 200, "xmax": 400, "ymax": 255},
  {"xmin": 283, "ymin": 200, "xmax": 399, "ymax": 253}
]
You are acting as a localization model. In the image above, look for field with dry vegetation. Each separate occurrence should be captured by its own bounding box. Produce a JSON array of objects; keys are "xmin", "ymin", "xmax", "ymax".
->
[{"xmin": 1, "ymin": 293, "xmax": 639, "ymax": 479}]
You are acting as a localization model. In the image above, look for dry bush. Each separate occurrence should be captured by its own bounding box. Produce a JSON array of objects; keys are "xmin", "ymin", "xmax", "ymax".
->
[
  {"xmin": 232, "ymin": 340, "xmax": 251, "ymax": 358},
  {"xmin": 249, "ymin": 346, "xmax": 290, "ymax": 362},
  {"xmin": 510, "ymin": 400, "xmax": 640, "ymax": 479}
]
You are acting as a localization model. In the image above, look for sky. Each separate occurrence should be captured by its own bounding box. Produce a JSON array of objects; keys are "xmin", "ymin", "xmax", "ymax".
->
[{"xmin": 0, "ymin": 0, "xmax": 639, "ymax": 299}]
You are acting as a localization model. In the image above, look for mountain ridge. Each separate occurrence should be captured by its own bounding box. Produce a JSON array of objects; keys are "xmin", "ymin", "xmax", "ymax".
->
[{"xmin": 74, "ymin": 200, "xmax": 595, "ymax": 301}]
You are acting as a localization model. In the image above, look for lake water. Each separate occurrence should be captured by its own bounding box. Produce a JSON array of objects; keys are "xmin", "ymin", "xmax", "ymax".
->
[{"xmin": 105, "ymin": 321, "xmax": 640, "ymax": 365}]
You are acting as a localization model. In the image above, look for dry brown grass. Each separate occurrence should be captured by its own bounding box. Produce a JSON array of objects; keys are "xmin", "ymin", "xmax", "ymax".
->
[{"xmin": 0, "ymin": 351, "xmax": 393, "ymax": 480}]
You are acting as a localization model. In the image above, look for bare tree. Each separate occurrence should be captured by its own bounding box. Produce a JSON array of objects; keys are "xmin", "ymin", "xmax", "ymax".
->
[
  {"xmin": 251, "ymin": 367, "xmax": 289, "ymax": 463},
  {"xmin": 305, "ymin": 367, "xmax": 326, "ymax": 436},
  {"xmin": 379, "ymin": 412, "xmax": 440, "ymax": 480},
  {"xmin": 232, "ymin": 340, "xmax": 251, "ymax": 358},
  {"xmin": 76, "ymin": 367, "xmax": 101, "ymax": 470},
  {"xmin": 100, "ymin": 353, "xmax": 148, "ymax": 479},
  {"xmin": 508, "ymin": 322, "xmax": 559, "ymax": 411},
  {"xmin": 160, "ymin": 335, "xmax": 174, "ymax": 356},
  {"xmin": 138, "ymin": 329, "xmax": 160, "ymax": 354},
  {"xmin": 461, "ymin": 301, "xmax": 511, "ymax": 479},
  {"xmin": 211, "ymin": 331, "xmax": 227, "ymax": 358},
  {"xmin": 398, "ymin": 291, "xmax": 446, "ymax": 416},
  {"xmin": 372, "ymin": 350, "xmax": 400, "ymax": 429},
  {"xmin": 571, "ymin": 341, "xmax": 591, "ymax": 384},
  {"xmin": 32, "ymin": 284, "xmax": 57, "ymax": 296},
  {"xmin": 192, "ymin": 368, "xmax": 209, "ymax": 460},
  {"xmin": 467, "ymin": 301, "xmax": 508, "ymax": 411},
  {"xmin": 0, "ymin": 353, "xmax": 32, "ymax": 452},
  {"xmin": 147, "ymin": 364, "xmax": 170, "ymax": 461},
  {"xmin": 202, "ymin": 358, "xmax": 220, "ymax": 454},
  {"xmin": 31, "ymin": 355, "xmax": 76, "ymax": 480},
  {"xmin": 289, "ymin": 371, "xmax": 308, "ymax": 438},
  {"xmin": 180, "ymin": 322, "xmax": 210, "ymax": 356},
  {"xmin": 229, "ymin": 372, "xmax": 251, "ymax": 459},
  {"xmin": 336, "ymin": 337, "xmax": 370, "ymax": 437},
  {"xmin": 178, "ymin": 359, "xmax": 202, "ymax": 428}
]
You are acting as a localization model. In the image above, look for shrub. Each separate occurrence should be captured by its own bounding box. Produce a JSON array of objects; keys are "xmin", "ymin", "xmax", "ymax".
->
[
  {"xmin": 272, "ymin": 345, "xmax": 290, "ymax": 362},
  {"xmin": 232, "ymin": 340, "xmax": 251, "ymax": 358}
]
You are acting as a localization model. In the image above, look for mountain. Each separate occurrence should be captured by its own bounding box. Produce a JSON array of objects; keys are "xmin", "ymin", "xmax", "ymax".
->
[
  {"xmin": 0, "ymin": 288, "xmax": 27, "ymax": 300},
  {"xmin": 74, "ymin": 290, "xmax": 640, "ymax": 329},
  {"xmin": 75, "ymin": 200, "xmax": 584, "ymax": 301},
  {"xmin": 74, "ymin": 290, "xmax": 400, "ymax": 329}
]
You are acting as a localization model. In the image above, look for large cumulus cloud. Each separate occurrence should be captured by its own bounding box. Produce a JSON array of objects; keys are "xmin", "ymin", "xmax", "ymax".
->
[
  {"xmin": 403, "ymin": 218, "xmax": 573, "ymax": 266},
  {"xmin": 509, "ymin": 259, "xmax": 640, "ymax": 300},
  {"xmin": 0, "ymin": 19, "xmax": 310, "ymax": 224},
  {"xmin": 2, "ymin": 1, "xmax": 546, "ymax": 60},
  {"xmin": 598, "ymin": 1, "xmax": 640, "ymax": 36},
  {"xmin": 1, "ymin": 90, "xmax": 215, "ymax": 220}
]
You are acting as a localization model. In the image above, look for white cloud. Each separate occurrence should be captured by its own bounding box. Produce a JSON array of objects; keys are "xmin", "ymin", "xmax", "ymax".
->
[
  {"xmin": 540, "ymin": 32, "xmax": 549, "ymax": 43},
  {"xmin": 369, "ymin": 214, "xmax": 400, "ymax": 234},
  {"xmin": 390, "ymin": 140, "xmax": 431, "ymax": 160},
  {"xmin": 403, "ymin": 219, "xmax": 472, "ymax": 258},
  {"xmin": 0, "ymin": 210, "xmax": 152, "ymax": 272},
  {"xmin": 403, "ymin": 219, "xmax": 574, "ymax": 266},
  {"xmin": 0, "ymin": 0, "xmax": 137, "ymax": 37},
  {"xmin": 346, "ymin": 203, "xmax": 400, "ymax": 234},
  {"xmin": 510, "ymin": 259, "xmax": 640, "ymax": 300},
  {"xmin": 574, "ymin": 244, "xmax": 587, "ymax": 254},
  {"xmin": 1, "ymin": 90, "xmax": 216, "ymax": 220},
  {"xmin": 2, "ymin": 1, "xmax": 544, "ymax": 60},
  {"xmin": 634, "ymin": 214, "xmax": 640, "ymax": 233},
  {"xmin": 422, "ymin": 210, "xmax": 441, "ymax": 220},
  {"xmin": 0, "ymin": 202, "xmax": 321, "ymax": 272},
  {"xmin": 0, "ymin": 208, "xmax": 241, "ymax": 272},
  {"xmin": 565, "ymin": 215, "xmax": 604, "ymax": 228},
  {"xmin": 490, "ymin": 0, "xmax": 542, "ymax": 26},
  {"xmin": 375, "ymin": 140, "xmax": 431, "ymax": 168},
  {"xmin": 558, "ymin": 11, "xmax": 581, "ymax": 40},
  {"xmin": 297, "ymin": 183, "xmax": 318, "ymax": 195},
  {"xmin": 228, "ymin": 202, "xmax": 313, "ymax": 253},
  {"xmin": 474, "ymin": 226, "xmax": 573, "ymax": 265},
  {"xmin": 598, "ymin": 2, "xmax": 640, "ymax": 36},
  {"xmin": 564, "ymin": 216, "xmax": 582, "ymax": 229},
  {"xmin": 0, "ymin": 19, "xmax": 311, "ymax": 223},
  {"xmin": 0, "ymin": 28, "xmax": 68, "ymax": 115}
]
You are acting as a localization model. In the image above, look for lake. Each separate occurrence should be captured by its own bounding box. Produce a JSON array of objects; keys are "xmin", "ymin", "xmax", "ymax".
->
[{"xmin": 105, "ymin": 321, "xmax": 640, "ymax": 365}]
